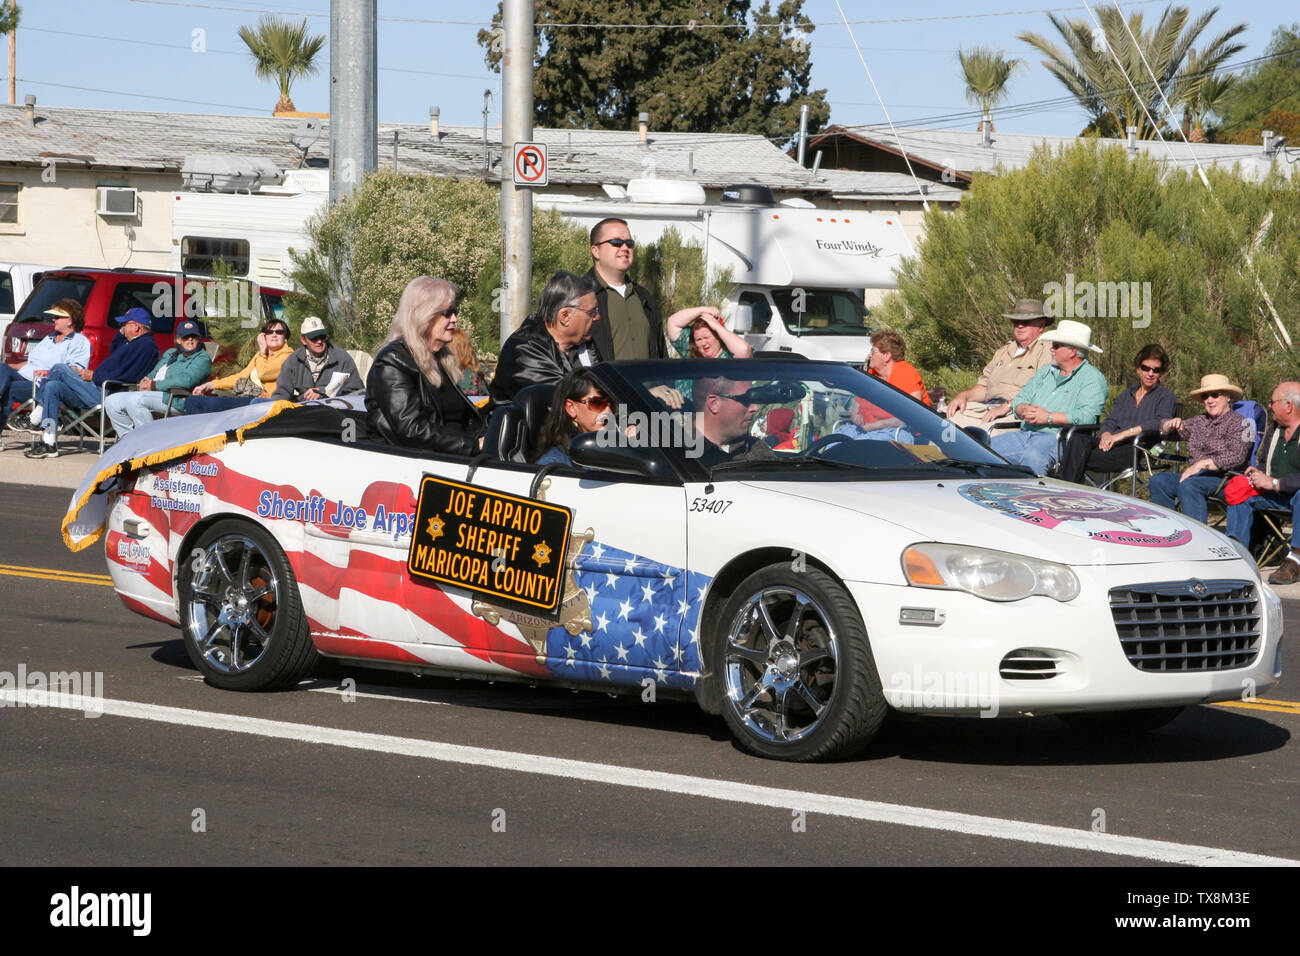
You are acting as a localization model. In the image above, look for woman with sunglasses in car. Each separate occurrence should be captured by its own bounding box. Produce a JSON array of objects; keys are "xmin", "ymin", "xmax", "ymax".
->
[
  {"xmin": 1056, "ymin": 344, "xmax": 1176, "ymax": 484},
  {"xmin": 533, "ymin": 367, "xmax": 615, "ymax": 467},
  {"xmin": 1148, "ymin": 372, "xmax": 1252, "ymax": 523},
  {"xmin": 367, "ymin": 276, "xmax": 487, "ymax": 455}
]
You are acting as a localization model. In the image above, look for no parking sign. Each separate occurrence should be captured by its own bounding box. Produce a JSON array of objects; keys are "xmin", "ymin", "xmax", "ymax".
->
[{"xmin": 512, "ymin": 141, "xmax": 548, "ymax": 187}]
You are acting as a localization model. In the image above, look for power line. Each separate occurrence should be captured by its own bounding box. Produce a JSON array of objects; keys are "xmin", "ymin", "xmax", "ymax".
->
[{"xmin": 17, "ymin": 77, "xmax": 267, "ymax": 113}]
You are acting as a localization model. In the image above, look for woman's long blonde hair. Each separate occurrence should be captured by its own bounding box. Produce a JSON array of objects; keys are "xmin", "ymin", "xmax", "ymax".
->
[{"xmin": 384, "ymin": 276, "xmax": 461, "ymax": 387}]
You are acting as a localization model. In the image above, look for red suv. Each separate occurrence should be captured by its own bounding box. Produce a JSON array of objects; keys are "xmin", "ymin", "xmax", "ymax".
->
[{"xmin": 2, "ymin": 267, "xmax": 286, "ymax": 369}]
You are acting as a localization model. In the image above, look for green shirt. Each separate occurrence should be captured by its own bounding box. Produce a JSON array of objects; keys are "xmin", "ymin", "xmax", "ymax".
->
[
  {"xmin": 1266, "ymin": 425, "xmax": 1300, "ymax": 478},
  {"xmin": 1010, "ymin": 359, "xmax": 1108, "ymax": 433},
  {"xmin": 597, "ymin": 276, "xmax": 651, "ymax": 359}
]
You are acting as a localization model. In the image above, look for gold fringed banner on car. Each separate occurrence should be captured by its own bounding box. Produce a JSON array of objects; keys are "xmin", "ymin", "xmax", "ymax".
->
[{"xmin": 407, "ymin": 475, "xmax": 573, "ymax": 616}]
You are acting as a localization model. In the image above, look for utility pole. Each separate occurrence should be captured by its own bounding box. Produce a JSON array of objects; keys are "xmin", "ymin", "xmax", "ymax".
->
[
  {"xmin": 329, "ymin": 0, "xmax": 377, "ymax": 203},
  {"xmin": 499, "ymin": 0, "xmax": 534, "ymax": 342},
  {"xmin": 8, "ymin": 0, "xmax": 16, "ymax": 106}
]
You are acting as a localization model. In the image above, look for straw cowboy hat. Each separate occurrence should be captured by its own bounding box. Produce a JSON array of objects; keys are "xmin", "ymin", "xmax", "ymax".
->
[
  {"xmin": 1001, "ymin": 299, "xmax": 1054, "ymax": 323},
  {"xmin": 1187, "ymin": 373, "xmax": 1243, "ymax": 399},
  {"xmin": 1042, "ymin": 319, "xmax": 1102, "ymax": 354}
]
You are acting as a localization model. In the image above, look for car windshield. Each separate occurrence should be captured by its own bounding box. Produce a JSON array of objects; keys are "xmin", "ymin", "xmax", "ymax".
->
[
  {"xmin": 770, "ymin": 288, "xmax": 872, "ymax": 337},
  {"xmin": 601, "ymin": 359, "xmax": 1024, "ymax": 482}
]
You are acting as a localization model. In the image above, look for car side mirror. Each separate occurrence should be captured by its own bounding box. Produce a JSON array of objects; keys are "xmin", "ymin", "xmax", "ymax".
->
[
  {"xmin": 568, "ymin": 431, "xmax": 669, "ymax": 478},
  {"xmin": 730, "ymin": 303, "xmax": 754, "ymax": 333}
]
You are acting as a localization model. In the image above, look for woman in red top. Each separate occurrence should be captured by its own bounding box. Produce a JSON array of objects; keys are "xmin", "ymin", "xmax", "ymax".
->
[{"xmin": 867, "ymin": 329, "xmax": 931, "ymax": 405}]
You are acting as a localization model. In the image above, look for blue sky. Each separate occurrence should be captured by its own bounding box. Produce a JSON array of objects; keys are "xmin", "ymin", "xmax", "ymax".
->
[{"xmin": 11, "ymin": 0, "xmax": 1297, "ymax": 140}]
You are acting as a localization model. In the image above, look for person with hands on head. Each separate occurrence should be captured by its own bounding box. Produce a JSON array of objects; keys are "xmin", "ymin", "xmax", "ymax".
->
[
  {"xmin": 103, "ymin": 319, "xmax": 212, "ymax": 436},
  {"xmin": 1227, "ymin": 381, "xmax": 1300, "ymax": 585},
  {"xmin": 366, "ymin": 276, "xmax": 486, "ymax": 455},
  {"xmin": 1148, "ymin": 373, "xmax": 1251, "ymax": 525},
  {"xmin": 947, "ymin": 298, "xmax": 1054, "ymax": 432},
  {"xmin": 666, "ymin": 307, "xmax": 753, "ymax": 360}
]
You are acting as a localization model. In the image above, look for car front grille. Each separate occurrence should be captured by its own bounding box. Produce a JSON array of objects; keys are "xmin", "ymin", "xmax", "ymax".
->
[{"xmin": 1108, "ymin": 579, "xmax": 1262, "ymax": 672}]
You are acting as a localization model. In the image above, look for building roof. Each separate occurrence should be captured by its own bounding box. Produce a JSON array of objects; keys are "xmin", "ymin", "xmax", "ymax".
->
[
  {"xmin": 808, "ymin": 124, "xmax": 1295, "ymax": 183},
  {"xmin": 0, "ymin": 103, "xmax": 944, "ymax": 202}
]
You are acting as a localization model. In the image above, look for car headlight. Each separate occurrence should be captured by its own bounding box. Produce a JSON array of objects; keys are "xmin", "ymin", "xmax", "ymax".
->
[{"xmin": 902, "ymin": 543, "xmax": 1080, "ymax": 603}]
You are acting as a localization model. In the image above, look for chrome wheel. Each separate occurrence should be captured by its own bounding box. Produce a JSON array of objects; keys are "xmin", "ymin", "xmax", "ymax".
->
[
  {"xmin": 723, "ymin": 585, "xmax": 840, "ymax": 744},
  {"xmin": 185, "ymin": 532, "xmax": 281, "ymax": 675}
]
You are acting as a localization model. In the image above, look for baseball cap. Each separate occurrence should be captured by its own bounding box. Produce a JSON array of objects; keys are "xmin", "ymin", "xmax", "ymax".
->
[
  {"xmin": 175, "ymin": 319, "xmax": 202, "ymax": 339},
  {"xmin": 116, "ymin": 307, "xmax": 153, "ymax": 329},
  {"xmin": 300, "ymin": 315, "xmax": 328, "ymax": 340}
]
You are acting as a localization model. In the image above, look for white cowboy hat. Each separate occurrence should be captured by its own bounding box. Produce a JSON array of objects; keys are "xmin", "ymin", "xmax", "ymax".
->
[{"xmin": 1043, "ymin": 319, "xmax": 1102, "ymax": 354}]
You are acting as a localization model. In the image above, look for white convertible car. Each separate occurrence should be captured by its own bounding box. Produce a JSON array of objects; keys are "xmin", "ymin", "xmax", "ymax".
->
[{"xmin": 64, "ymin": 359, "xmax": 1283, "ymax": 761}]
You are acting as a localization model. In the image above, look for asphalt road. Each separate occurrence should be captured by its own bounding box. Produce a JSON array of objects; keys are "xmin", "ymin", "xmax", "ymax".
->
[{"xmin": 2, "ymin": 483, "xmax": 1296, "ymax": 885}]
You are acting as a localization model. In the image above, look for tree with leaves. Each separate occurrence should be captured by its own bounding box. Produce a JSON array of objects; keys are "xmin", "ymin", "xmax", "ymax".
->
[
  {"xmin": 477, "ymin": 0, "xmax": 828, "ymax": 141},
  {"xmin": 1217, "ymin": 24, "xmax": 1300, "ymax": 145},
  {"xmin": 1018, "ymin": 4, "xmax": 1245, "ymax": 139},
  {"xmin": 870, "ymin": 142, "xmax": 1300, "ymax": 404},
  {"xmin": 957, "ymin": 47, "xmax": 1020, "ymax": 131},
  {"xmin": 237, "ymin": 15, "xmax": 326, "ymax": 114}
]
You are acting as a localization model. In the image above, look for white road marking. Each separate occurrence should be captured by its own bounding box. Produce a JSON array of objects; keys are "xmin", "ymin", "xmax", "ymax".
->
[
  {"xmin": 175, "ymin": 675, "xmax": 450, "ymax": 707},
  {"xmin": 6, "ymin": 689, "xmax": 1296, "ymax": 867}
]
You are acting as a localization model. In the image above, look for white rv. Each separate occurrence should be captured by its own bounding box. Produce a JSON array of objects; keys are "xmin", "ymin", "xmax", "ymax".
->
[
  {"xmin": 170, "ymin": 161, "xmax": 328, "ymax": 288},
  {"xmin": 537, "ymin": 181, "xmax": 913, "ymax": 363}
]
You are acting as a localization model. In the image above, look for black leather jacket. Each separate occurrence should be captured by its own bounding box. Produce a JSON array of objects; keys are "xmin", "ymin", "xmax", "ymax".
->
[
  {"xmin": 489, "ymin": 315, "xmax": 594, "ymax": 405},
  {"xmin": 584, "ymin": 267, "xmax": 665, "ymax": 361},
  {"xmin": 365, "ymin": 340, "xmax": 484, "ymax": 455}
]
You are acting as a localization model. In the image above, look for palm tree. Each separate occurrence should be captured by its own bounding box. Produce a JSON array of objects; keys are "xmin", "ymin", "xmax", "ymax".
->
[
  {"xmin": 237, "ymin": 15, "xmax": 326, "ymax": 114},
  {"xmin": 958, "ymin": 47, "xmax": 1021, "ymax": 132},
  {"xmin": 1018, "ymin": 4, "xmax": 1245, "ymax": 139}
]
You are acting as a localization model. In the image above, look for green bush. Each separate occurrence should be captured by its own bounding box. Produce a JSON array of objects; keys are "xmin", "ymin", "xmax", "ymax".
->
[{"xmin": 872, "ymin": 140, "xmax": 1300, "ymax": 403}]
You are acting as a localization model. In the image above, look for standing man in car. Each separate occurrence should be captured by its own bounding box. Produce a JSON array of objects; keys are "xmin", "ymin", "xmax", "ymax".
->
[{"xmin": 584, "ymin": 218, "xmax": 667, "ymax": 361}]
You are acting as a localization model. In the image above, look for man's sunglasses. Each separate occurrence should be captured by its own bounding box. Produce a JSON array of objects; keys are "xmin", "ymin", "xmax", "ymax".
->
[
  {"xmin": 595, "ymin": 238, "xmax": 635, "ymax": 249},
  {"xmin": 574, "ymin": 394, "xmax": 611, "ymax": 412},
  {"xmin": 1137, "ymin": 364, "xmax": 1163, "ymax": 374}
]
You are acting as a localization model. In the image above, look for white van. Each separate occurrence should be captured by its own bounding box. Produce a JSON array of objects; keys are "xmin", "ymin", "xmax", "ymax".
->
[
  {"xmin": 0, "ymin": 261, "xmax": 58, "ymax": 329},
  {"xmin": 537, "ymin": 181, "xmax": 914, "ymax": 364}
]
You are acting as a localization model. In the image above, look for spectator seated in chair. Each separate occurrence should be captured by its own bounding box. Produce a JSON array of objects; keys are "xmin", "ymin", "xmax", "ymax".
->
[
  {"xmin": 1056, "ymin": 343, "xmax": 1176, "ymax": 485},
  {"xmin": 990, "ymin": 320, "xmax": 1108, "ymax": 476},
  {"xmin": 946, "ymin": 298, "xmax": 1054, "ymax": 433},
  {"xmin": 1226, "ymin": 381, "xmax": 1300, "ymax": 585},
  {"xmin": 0, "ymin": 300, "xmax": 90, "ymax": 430},
  {"xmin": 24, "ymin": 306, "xmax": 159, "ymax": 458},
  {"xmin": 1148, "ymin": 374, "xmax": 1252, "ymax": 526},
  {"xmin": 267, "ymin": 316, "xmax": 364, "ymax": 404},
  {"xmin": 103, "ymin": 319, "xmax": 212, "ymax": 437},
  {"xmin": 183, "ymin": 319, "xmax": 294, "ymax": 415}
]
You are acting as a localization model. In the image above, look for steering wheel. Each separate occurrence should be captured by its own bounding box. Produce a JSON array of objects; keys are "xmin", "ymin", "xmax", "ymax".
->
[{"xmin": 803, "ymin": 433, "xmax": 855, "ymax": 458}]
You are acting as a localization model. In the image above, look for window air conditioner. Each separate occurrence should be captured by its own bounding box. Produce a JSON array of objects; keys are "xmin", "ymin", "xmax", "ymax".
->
[{"xmin": 97, "ymin": 186, "xmax": 138, "ymax": 217}]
